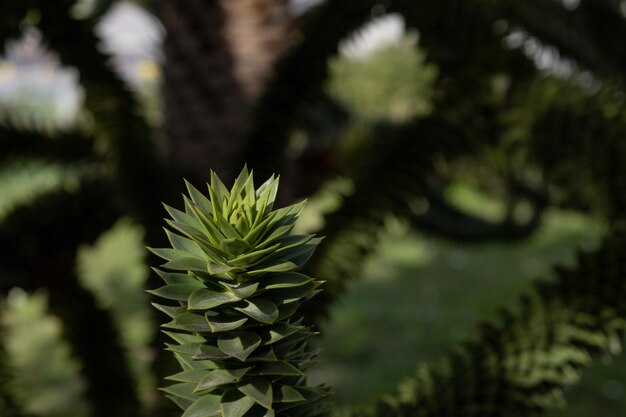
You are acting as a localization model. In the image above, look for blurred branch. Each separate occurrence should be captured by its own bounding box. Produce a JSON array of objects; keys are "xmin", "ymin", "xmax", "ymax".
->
[
  {"xmin": 303, "ymin": 105, "xmax": 551, "ymax": 322},
  {"xmin": 0, "ymin": 180, "xmax": 141, "ymax": 417},
  {"xmin": 365, "ymin": 227, "xmax": 626, "ymax": 417},
  {"xmin": 0, "ymin": 179, "xmax": 124, "ymax": 290},
  {"xmin": 502, "ymin": 76, "xmax": 626, "ymax": 220},
  {"xmin": 0, "ymin": 325, "xmax": 29, "ymax": 417},
  {"xmin": 0, "ymin": 127, "xmax": 95, "ymax": 163},
  {"xmin": 412, "ymin": 180, "xmax": 548, "ymax": 242},
  {"xmin": 302, "ymin": 117, "xmax": 474, "ymax": 322},
  {"xmin": 530, "ymin": 103, "xmax": 626, "ymax": 221},
  {"xmin": 499, "ymin": 0, "xmax": 626, "ymax": 79},
  {"xmin": 0, "ymin": 1, "xmax": 28, "ymax": 43},
  {"xmin": 47, "ymin": 271, "xmax": 140, "ymax": 417},
  {"xmin": 578, "ymin": 0, "xmax": 626, "ymax": 75},
  {"xmin": 242, "ymin": 0, "xmax": 534, "ymax": 199},
  {"xmin": 30, "ymin": 0, "xmax": 176, "ymax": 241},
  {"xmin": 0, "ymin": 4, "xmax": 180, "ymax": 415},
  {"xmin": 393, "ymin": 0, "xmax": 508, "ymax": 72},
  {"xmin": 296, "ymin": 0, "xmax": 543, "ymax": 321},
  {"xmin": 242, "ymin": 0, "xmax": 376, "ymax": 183}
]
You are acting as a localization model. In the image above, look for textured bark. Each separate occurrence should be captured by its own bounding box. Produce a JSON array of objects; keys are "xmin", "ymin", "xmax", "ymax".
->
[{"xmin": 161, "ymin": 0, "xmax": 292, "ymax": 186}]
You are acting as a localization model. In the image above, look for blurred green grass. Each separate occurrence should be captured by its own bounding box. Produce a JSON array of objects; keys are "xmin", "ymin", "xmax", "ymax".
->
[{"xmin": 312, "ymin": 210, "xmax": 626, "ymax": 417}]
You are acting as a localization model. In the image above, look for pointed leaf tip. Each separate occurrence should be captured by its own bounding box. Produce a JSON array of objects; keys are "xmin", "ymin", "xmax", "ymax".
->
[
  {"xmin": 188, "ymin": 288, "xmax": 241, "ymax": 310},
  {"xmin": 181, "ymin": 394, "xmax": 222, "ymax": 417},
  {"xmin": 221, "ymin": 389, "xmax": 256, "ymax": 417},
  {"xmin": 238, "ymin": 378, "xmax": 273, "ymax": 410},
  {"xmin": 217, "ymin": 331, "xmax": 262, "ymax": 361},
  {"xmin": 235, "ymin": 299, "xmax": 279, "ymax": 324}
]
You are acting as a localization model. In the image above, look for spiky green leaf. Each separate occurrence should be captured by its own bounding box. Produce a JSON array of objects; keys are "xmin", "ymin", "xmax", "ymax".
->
[
  {"xmin": 161, "ymin": 383, "xmax": 199, "ymax": 401},
  {"xmin": 149, "ymin": 284, "xmax": 203, "ymax": 301},
  {"xmin": 188, "ymin": 289, "xmax": 241, "ymax": 310},
  {"xmin": 238, "ymin": 378, "xmax": 273, "ymax": 410},
  {"xmin": 235, "ymin": 299, "xmax": 279, "ymax": 324},
  {"xmin": 185, "ymin": 179, "xmax": 214, "ymax": 217},
  {"xmin": 164, "ymin": 312, "xmax": 212, "ymax": 333},
  {"xmin": 262, "ymin": 273, "xmax": 314, "ymax": 289},
  {"xmin": 195, "ymin": 368, "xmax": 251, "ymax": 392},
  {"xmin": 152, "ymin": 168, "xmax": 327, "ymax": 416},
  {"xmin": 249, "ymin": 361, "xmax": 303, "ymax": 376},
  {"xmin": 164, "ymin": 257, "xmax": 208, "ymax": 273},
  {"xmin": 220, "ymin": 238, "xmax": 251, "ymax": 255},
  {"xmin": 206, "ymin": 314, "xmax": 248, "ymax": 333},
  {"xmin": 244, "ymin": 262, "xmax": 298, "ymax": 277},
  {"xmin": 167, "ymin": 369, "xmax": 210, "ymax": 383},
  {"xmin": 220, "ymin": 281, "xmax": 260, "ymax": 299},
  {"xmin": 220, "ymin": 389, "xmax": 256, "ymax": 417},
  {"xmin": 217, "ymin": 332, "xmax": 262, "ymax": 361},
  {"xmin": 275, "ymin": 385, "xmax": 306, "ymax": 403},
  {"xmin": 182, "ymin": 394, "xmax": 222, "ymax": 417}
]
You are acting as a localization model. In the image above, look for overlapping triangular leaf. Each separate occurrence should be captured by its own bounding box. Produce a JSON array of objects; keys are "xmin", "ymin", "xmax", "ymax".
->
[{"xmin": 150, "ymin": 169, "xmax": 328, "ymax": 417}]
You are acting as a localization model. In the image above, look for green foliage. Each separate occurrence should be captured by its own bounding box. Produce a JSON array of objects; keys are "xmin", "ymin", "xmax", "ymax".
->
[
  {"xmin": 1, "ymin": 290, "xmax": 90, "ymax": 417},
  {"xmin": 0, "ymin": 319, "xmax": 26, "ymax": 417},
  {"xmin": 316, "ymin": 211, "xmax": 603, "ymax": 411},
  {"xmin": 527, "ymin": 84, "xmax": 626, "ymax": 219},
  {"xmin": 76, "ymin": 219, "xmax": 155, "ymax": 406},
  {"xmin": 1, "ymin": 0, "xmax": 626, "ymax": 416},
  {"xmin": 150, "ymin": 168, "xmax": 330, "ymax": 417},
  {"xmin": 328, "ymin": 36, "xmax": 437, "ymax": 122},
  {"xmin": 0, "ymin": 159, "xmax": 87, "ymax": 223},
  {"xmin": 302, "ymin": 117, "xmax": 514, "ymax": 321},
  {"xmin": 358, "ymin": 226, "xmax": 626, "ymax": 417},
  {"xmin": 497, "ymin": 0, "xmax": 626, "ymax": 79},
  {"xmin": 71, "ymin": 0, "xmax": 114, "ymax": 19}
]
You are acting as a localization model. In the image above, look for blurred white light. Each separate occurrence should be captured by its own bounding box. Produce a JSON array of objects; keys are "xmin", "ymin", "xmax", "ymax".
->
[
  {"xmin": 339, "ymin": 13, "xmax": 409, "ymax": 59},
  {"xmin": 289, "ymin": 0, "xmax": 325, "ymax": 15},
  {"xmin": 0, "ymin": 28, "xmax": 84, "ymax": 129},
  {"xmin": 503, "ymin": 28, "xmax": 575, "ymax": 77},
  {"xmin": 503, "ymin": 29, "xmax": 526, "ymax": 49},
  {"xmin": 561, "ymin": 0, "xmax": 580, "ymax": 11},
  {"xmin": 96, "ymin": 1, "xmax": 164, "ymax": 87}
]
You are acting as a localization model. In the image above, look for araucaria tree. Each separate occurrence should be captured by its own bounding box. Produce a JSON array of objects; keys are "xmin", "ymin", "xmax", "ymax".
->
[
  {"xmin": 149, "ymin": 167, "xmax": 330, "ymax": 417},
  {"xmin": 2, "ymin": 1, "xmax": 626, "ymax": 416}
]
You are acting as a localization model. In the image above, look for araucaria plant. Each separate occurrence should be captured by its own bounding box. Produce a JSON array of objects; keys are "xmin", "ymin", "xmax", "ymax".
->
[{"xmin": 149, "ymin": 167, "xmax": 330, "ymax": 417}]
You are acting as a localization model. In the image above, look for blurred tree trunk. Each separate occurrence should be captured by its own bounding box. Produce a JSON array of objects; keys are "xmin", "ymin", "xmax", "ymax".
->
[{"xmin": 160, "ymin": 0, "xmax": 293, "ymax": 186}]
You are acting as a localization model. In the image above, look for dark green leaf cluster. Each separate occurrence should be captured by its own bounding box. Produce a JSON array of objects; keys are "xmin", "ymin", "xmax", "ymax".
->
[
  {"xmin": 303, "ymin": 119, "xmax": 466, "ymax": 320},
  {"xmin": 302, "ymin": 118, "xmax": 531, "ymax": 322},
  {"xmin": 360, "ymin": 227, "xmax": 626, "ymax": 417},
  {"xmin": 0, "ymin": 326, "xmax": 26, "ymax": 417},
  {"xmin": 150, "ymin": 168, "xmax": 330, "ymax": 417},
  {"xmin": 526, "ymin": 85, "xmax": 626, "ymax": 220}
]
